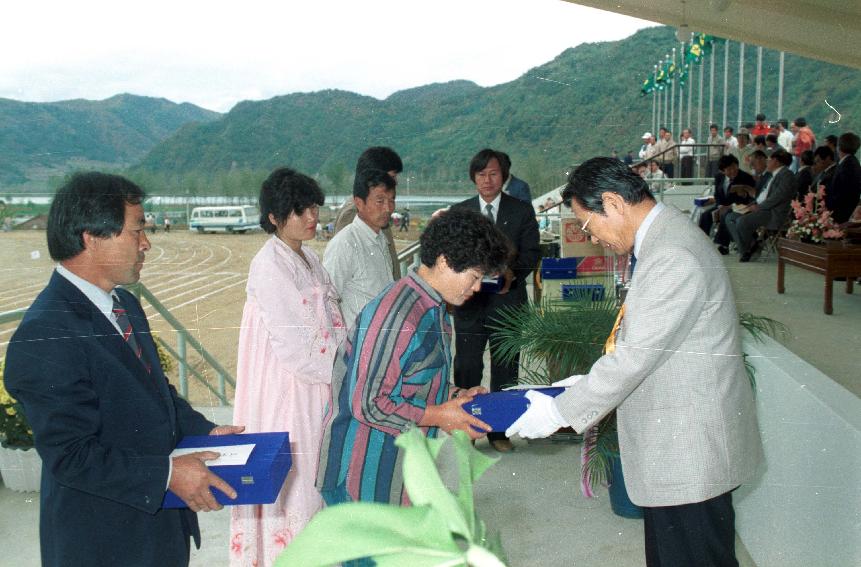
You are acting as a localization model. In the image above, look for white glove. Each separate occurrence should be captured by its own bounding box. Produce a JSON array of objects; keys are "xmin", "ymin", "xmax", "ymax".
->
[
  {"xmin": 551, "ymin": 375, "xmax": 584, "ymax": 387},
  {"xmin": 505, "ymin": 390, "xmax": 569, "ymax": 439}
]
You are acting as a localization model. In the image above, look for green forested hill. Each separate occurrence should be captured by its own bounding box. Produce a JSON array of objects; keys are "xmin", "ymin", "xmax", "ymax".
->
[
  {"xmin": 0, "ymin": 94, "xmax": 220, "ymax": 187},
  {"xmin": 7, "ymin": 26, "xmax": 860, "ymax": 197},
  {"xmin": 132, "ymin": 26, "xmax": 861, "ymax": 197}
]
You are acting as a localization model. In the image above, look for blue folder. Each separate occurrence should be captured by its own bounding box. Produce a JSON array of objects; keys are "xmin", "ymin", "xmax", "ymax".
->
[
  {"xmin": 463, "ymin": 388, "xmax": 566, "ymax": 432},
  {"xmin": 162, "ymin": 432, "xmax": 292, "ymax": 508}
]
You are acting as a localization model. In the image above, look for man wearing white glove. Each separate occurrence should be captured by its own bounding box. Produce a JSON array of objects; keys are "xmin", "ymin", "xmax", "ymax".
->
[{"xmin": 507, "ymin": 158, "xmax": 762, "ymax": 567}]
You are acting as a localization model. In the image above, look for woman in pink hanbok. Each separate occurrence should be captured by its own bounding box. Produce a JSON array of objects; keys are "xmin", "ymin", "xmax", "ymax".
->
[{"xmin": 230, "ymin": 168, "xmax": 345, "ymax": 566}]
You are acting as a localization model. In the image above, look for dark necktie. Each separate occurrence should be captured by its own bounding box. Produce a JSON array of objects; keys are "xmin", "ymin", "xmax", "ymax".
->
[
  {"xmin": 629, "ymin": 253, "xmax": 637, "ymax": 276},
  {"xmin": 484, "ymin": 203, "xmax": 494, "ymax": 223},
  {"xmin": 112, "ymin": 294, "xmax": 151, "ymax": 373}
]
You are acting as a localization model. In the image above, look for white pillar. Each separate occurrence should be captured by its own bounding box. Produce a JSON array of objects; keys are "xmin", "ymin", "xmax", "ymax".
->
[{"xmin": 738, "ymin": 42, "xmax": 745, "ymax": 129}]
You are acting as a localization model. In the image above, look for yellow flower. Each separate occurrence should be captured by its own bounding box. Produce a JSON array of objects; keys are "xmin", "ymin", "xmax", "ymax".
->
[{"xmin": 5, "ymin": 407, "xmax": 14, "ymax": 417}]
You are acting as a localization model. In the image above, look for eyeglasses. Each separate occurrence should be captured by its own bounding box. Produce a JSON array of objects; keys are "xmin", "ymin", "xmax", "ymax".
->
[{"xmin": 578, "ymin": 212, "xmax": 594, "ymax": 237}]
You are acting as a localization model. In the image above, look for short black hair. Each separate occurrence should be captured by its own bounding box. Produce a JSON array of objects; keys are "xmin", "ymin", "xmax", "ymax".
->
[
  {"xmin": 710, "ymin": 123, "xmax": 718, "ymax": 130},
  {"xmin": 778, "ymin": 118, "xmax": 788, "ymax": 129},
  {"xmin": 351, "ymin": 146, "xmax": 402, "ymax": 197},
  {"xmin": 770, "ymin": 149, "xmax": 793, "ymax": 167},
  {"xmin": 756, "ymin": 113, "xmax": 766, "ymax": 121},
  {"xmin": 419, "ymin": 208, "xmax": 510, "ymax": 274},
  {"xmin": 800, "ymin": 150, "xmax": 815, "ymax": 167},
  {"xmin": 718, "ymin": 154, "xmax": 739, "ymax": 170},
  {"xmin": 825, "ymin": 134, "xmax": 838, "ymax": 146},
  {"xmin": 754, "ymin": 135, "xmax": 766, "ymax": 146},
  {"xmin": 837, "ymin": 132, "xmax": 859, "ymax": 155},
  {"xmin": 724, "ymin": 126, "xmax": 734, "ymax": 134},
  {"xmin": 353, "ymin": 168, "xmax": 396, "ymax": 201},
  {"xmin": 766, "ymin": 134, "xmax": 778, "ymax": 145},
  {"xmin": 750, "ymin": 150, "xmax": 768, "ymax": 161},
  {"xmin": 47, "ymin": 172, "xmax": 145, "ymax": 262},
  {"xmin": 468, "ymin": 149, "xmax": 505, "ymax": 183},
  {"xmin": 794, "ymin": 117, "xmax": 807, "ymax": 127},
  {"xmin": 562, "ymin": 157, "xmax": 655, "ymax": 213},
  {"xmin": 355, "ymin": 147, "xmax": 402, "ymax": 175},
  {"xmin": 259, "ymin": 167, "xmax": 324, "ymax": 234},
  {"xmin": 813, "ymin": 146, "xmax": 835, "ymax": 161}
]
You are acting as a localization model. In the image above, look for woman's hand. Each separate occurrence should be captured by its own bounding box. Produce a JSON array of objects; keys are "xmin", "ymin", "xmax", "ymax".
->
[{"xmin": 420, "ymin": 395, "xmax": 491, "ymax": 440}]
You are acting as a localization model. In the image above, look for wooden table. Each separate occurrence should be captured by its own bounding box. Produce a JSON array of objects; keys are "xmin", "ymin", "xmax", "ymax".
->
[{"xmin": 777, "ymin": 238, "xmax": 861, "ymax": 314}]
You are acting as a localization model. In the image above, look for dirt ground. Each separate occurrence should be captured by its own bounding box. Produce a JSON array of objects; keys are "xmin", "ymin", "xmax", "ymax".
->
[{"xmin": 0, "ymin": 226, "xmax": 422, "ymax": 407}]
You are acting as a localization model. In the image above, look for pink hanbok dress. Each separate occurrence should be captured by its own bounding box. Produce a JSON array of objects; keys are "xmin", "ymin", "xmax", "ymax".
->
[{"xmin": 230, "ymin": 236, "xmax": 345, "ymax": 566}]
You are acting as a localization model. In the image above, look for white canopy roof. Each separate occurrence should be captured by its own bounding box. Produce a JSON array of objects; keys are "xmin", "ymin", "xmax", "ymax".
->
[{"xmin": 566, "ymin": 0, "xmax": 861, "ymax": 69}]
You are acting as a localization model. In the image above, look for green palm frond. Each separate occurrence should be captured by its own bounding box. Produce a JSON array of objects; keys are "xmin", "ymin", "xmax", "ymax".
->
[
  {"xmin": 488, "ymin": 298, "xmax": 619, "ymax": 385},
  {"xmin": 738, "ymin": 312, "xmax": 789, "ymax": 343}
]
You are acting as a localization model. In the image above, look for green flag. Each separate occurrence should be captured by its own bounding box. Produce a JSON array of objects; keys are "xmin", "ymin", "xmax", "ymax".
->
[
  {"xmin": 640, "ymin": 75, "xmax": 656, "ymax": 95},
  {"xmin": 678, "ymin": 63, "xmax": 690, "ymax": 87}
]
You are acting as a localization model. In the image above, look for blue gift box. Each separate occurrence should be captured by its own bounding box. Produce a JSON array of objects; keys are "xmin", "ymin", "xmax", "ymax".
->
[
  {"xmin": 162, "ymin": 432, "xmax": 292, "ymax": 508},
  {"xmin": 463, "ymin": 387, "xmax": 566, "ymax": 432},
  {"xmin": 540, "ymin": 257, "xmax": 577, "ymax": 280},
  {"xmin": 693, "ymin": 196, "xmax": 713, "ymax": 207},
  {"xmin": 561, "ymin": 283, "xmax": 605, "ymax": 301}
]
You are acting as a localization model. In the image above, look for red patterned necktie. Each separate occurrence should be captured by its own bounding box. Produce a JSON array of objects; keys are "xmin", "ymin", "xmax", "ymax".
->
[{"xmin": 112, "ymin": 294, "xmax": 151, "ymax": 373}]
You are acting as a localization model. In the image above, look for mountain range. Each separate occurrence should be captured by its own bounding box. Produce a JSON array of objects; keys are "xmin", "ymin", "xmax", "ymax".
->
[{"xmin": 3, "ymin": 26, "xmax": 860, "ymax": 196}]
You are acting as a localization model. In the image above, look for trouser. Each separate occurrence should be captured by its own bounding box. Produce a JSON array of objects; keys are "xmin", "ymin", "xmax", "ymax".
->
[
  {"xmin": 680, "ymin": 156, "xmax": 694, "ymax": 179},
  {"xmin": 698, "ymin": 205, "xmax": 718, "ymax": 235},
  {"xmin": 644, "ymin": 490, "xmax": 739, "ymax": 567},
  {"xmin": 706, "ymin": 159, "xmax": 720, "ymax": 178},
  {"xmin": 735, "ymin": 210, "xmax": 771, "ymax": 254},
  {"xmin": 454, "ymin": 305, "xmax": 521, "ymax": 442},
  {"xmin": 661, "ymin": 162, "xmax": 675, "ymax": 178}
]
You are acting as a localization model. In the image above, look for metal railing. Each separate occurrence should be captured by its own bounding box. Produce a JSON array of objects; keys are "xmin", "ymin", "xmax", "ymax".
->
[
  {"xmin": 0, "ymin": 309, "xmax": 26, "ymax": 326},
  {"xmin": 2, "ymin": 290, "xmax": 233, "ymax": 405},
  {"xmin": 397, "ymin": 240, "xmax": 423, "ymax": 275},
  {"xmin": 128, "ymin": 283, "xmax": 235, "ymax": 405}
]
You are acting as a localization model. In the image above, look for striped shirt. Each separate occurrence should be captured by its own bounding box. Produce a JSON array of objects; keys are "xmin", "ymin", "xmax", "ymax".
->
[{"xmin": 317, "ymin": 270, "xmax": 452, "ymax": 505}]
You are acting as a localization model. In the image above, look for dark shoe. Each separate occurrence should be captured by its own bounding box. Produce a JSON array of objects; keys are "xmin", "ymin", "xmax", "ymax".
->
[
  {"xmin": 489, "ymin": 438, "xmax": 515, "ymax": 453},
  {"xmin": 717, "ymin": 245, "xmax": 729, "ymax": 256},
  {"xmin": 740, "ymin": 252, "xmax": 752, "ymax": 263},
  {"xmin": 749, "ymin": 241, "xmax": 762, "ymax": 261}
]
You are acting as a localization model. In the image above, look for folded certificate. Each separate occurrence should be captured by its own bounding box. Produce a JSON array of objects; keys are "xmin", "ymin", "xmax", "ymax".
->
[
  {"xmin": 463, "ymin": 388, "xmax": 566, "ymax": 432},
  {"xmin": 162, "ymin": 432, "xmax": 292, "ymax": 508}
]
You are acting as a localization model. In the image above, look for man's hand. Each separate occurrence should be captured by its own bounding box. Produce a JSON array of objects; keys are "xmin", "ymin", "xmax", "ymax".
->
[
  {"xmin": 420, "ymin": 395, "xmax": 491, "ymax": 440},
  {"xmin": 210, "ymin": 425, "xmax": 245, "ymax": 436},
  {"xmin": 169, "ymin": 452, "xmax": 237, "ymax": 512},
  {"xmin": 450, "ymin": 385, "xmax": 487, "ymax": 399},
  {"xmin": 505, "ymin": 390, "xmax": 568, "ymax": 439},
  {"xmin": 498, "ymin": 269, "xmax": 515, "ymax": 295}
]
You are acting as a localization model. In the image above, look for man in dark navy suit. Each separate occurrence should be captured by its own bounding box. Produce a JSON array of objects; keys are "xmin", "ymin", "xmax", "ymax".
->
[
  {"xmin": 828, "ymin": 132, "xmax": 861, "ymax": 224},
  {"xmin": 497, "ymin": 152, "xmax": 533, "ymax": 204},
  {"xmin": 452, "ymin": 149, "xmax": 540, "ymax": 452},
  {"xmin": 5, "ymin": 172, "xmax": 244, "ymax": 567}
]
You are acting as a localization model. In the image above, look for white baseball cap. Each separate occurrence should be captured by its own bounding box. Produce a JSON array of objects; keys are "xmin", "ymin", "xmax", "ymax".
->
[{"xmin": 642, "ymin": 132, "xmax": 653, "ymax": 139}]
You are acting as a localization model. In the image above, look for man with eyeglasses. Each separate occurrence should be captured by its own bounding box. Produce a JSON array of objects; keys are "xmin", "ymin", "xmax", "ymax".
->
[{"xmin": 507, "ymin": 157, "xmax": 762, "ymax": 567}]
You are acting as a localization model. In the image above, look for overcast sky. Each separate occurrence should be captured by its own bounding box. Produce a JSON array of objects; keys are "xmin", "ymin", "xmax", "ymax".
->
[{"xmin": 2, "ymin": 0, "xmax": 656, "ymax": 113}]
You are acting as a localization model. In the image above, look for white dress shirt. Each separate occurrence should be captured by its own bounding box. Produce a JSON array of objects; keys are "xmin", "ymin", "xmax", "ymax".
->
[
  {"xmin": 480, "ymin": 193, "xmax": 502, "ymax": 223},
  {"xmin": 323, "ymin": 215, "xmax": 395, "ymax": 328},
  {"xmin": 55, "ymin": 264, "xmax": 122, "ymax": 333}
]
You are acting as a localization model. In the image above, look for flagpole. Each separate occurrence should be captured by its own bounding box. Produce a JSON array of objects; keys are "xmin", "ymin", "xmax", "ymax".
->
[
  {"xmin": 653, "ymin": 65, "xmax": 658, "ymax": 134},
  {"xmin": 656, "ymin": 60, "xmax": 663, "ymax": 130},
  {"xmin": 670, "ymin": 50, "xmax": 675, "ymax": 135},
  {"xmin": 688, "ymin": 62, "xmax": 693, "ymax": 133},
  {"xmin": 697, "ymin": 58, "xmax": 704, "ymax": 176},
  {"xmin": 664, "ymin": 58, "xmax": 669, "ymax": 129},
  {"xmin": 722, "ymin": 40, "xmax": 729, "ymax": 129},
  {"xmin": 738, "ymin": 42, "xmax": 745, "ymax": 129},
  {"xmin": 777, "ymin": 51, "xmax": 785, "ymax": 119},
  {"xmin": 709, "ymin": 40, "xmax": 715, "ymax": 127},
  {"xmin": 755, "ymin": 45, "xmax": 763, "ymax": 115}
]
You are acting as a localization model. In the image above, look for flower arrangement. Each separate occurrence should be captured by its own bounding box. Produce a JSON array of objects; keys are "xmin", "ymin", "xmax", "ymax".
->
[
  {"xmin": 0, "ymin": 359, "xmax": 34, "ymax": 449},
  {"xmin": 787, "ymin": 185, "xmax": 845, "ymax": 243}
]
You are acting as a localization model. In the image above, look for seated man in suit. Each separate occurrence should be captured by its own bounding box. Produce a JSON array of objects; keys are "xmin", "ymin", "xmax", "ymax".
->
[
  {"xmin": 827, "ymin": 132, "xmax": 861, "ymax": 224},
  {"xmin": 4, "ymin": 172, "xmax": 244, "ymax": 567},
  {"xmin": 698, "ymin": 154, "xmax": 756, "ymax": 254},
  {"xmin": 452, "ymin": 148, "xmax": 540, "ymax": 453},
  {"xmin": 732, "ymin": 149, "xmax": 797, "ymax": 262},
  {"xmin": 507, "ymin": 157, "xmax": 762, "ymax": 567},
  {"xmin": 811, "ymin": 145, "xmax": 837, "ymax": 194}
]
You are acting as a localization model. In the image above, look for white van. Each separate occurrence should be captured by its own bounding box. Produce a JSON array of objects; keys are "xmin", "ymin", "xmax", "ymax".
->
[{"xmin": 189, "ymin": 206, "xmax": 261, "ymax": 234}]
